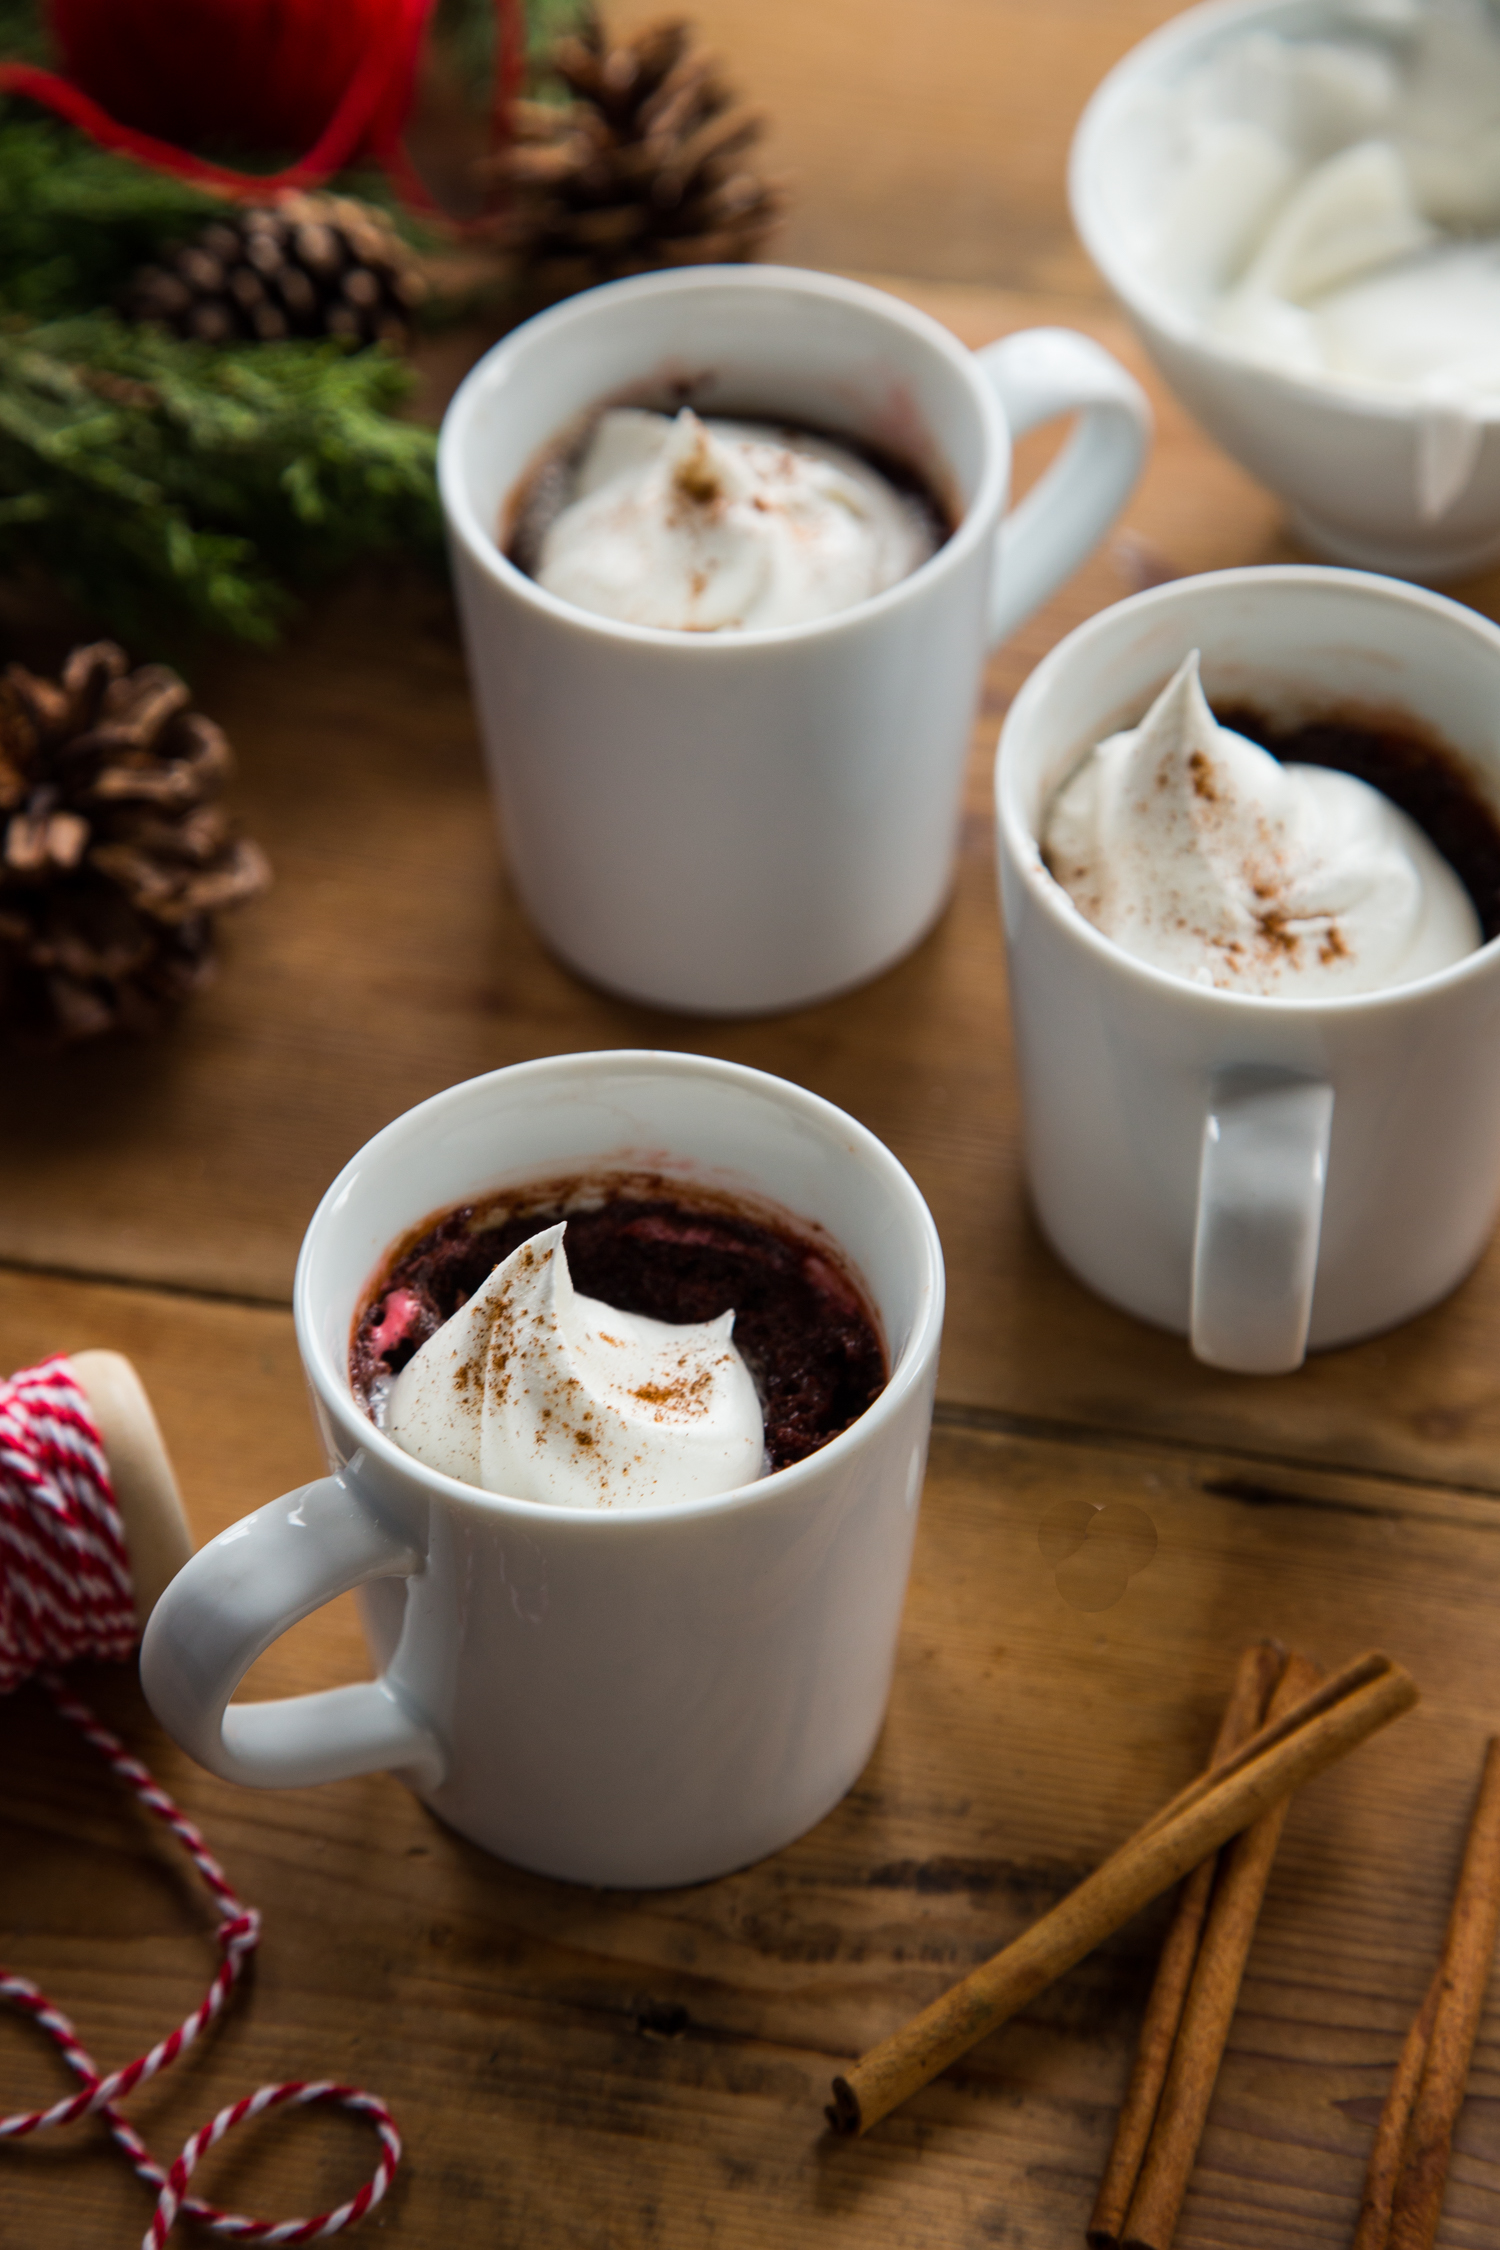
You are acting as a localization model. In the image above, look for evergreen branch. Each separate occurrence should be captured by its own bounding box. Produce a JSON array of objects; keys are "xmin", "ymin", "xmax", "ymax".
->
[
  {"xmin": 0, "ymin": 315, "xmax": 442, "ymax": 649},
  {"xmin": 0, "ymin": 3, "xmax": 580, "ymax": 646},
  {"xmin": 0, "ymin": 111, "xmax": 227, "ymax": 319}
]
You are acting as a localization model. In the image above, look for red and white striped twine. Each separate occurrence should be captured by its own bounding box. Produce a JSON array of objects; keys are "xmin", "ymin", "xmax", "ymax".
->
[{"xmin": 0, "ymin": 1355, "xmax": 402, "ymax": 2246}]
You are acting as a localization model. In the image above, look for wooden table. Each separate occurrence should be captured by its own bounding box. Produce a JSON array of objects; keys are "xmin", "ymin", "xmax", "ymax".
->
[{"xmin": 6, "ymin": 5, "xmax": 1500, "ymax": 2243}]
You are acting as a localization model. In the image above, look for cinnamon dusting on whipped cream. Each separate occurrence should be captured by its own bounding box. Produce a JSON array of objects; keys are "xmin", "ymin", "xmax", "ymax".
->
[
  {"xmin": 386, "ymin": 1222, "xmax": 765, "ymax": 1508},
  {"xmin": 1042, "ymin": 651, "xmax": 1480, "ymax": 995},
  {"xmin": 532, "ymin": 406, "xmax": 939, "ymax": 631}
]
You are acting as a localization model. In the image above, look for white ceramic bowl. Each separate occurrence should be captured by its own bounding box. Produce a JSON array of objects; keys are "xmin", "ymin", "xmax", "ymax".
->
[{"xmin": 1070, "ymin": 0, "xmax": 1500, "ymax": 581}]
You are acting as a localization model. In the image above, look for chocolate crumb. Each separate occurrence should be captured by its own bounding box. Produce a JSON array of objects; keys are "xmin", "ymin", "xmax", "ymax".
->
[
  {"xmin": 672, "ymin": 431, "xmax": 723, "ymax": 507},
  {"xmin": 1188, "ymin": 749, "xmax": 1219, "ymax": 802},
  {"xmin": 1254, "ymin": 907, "xmax": 1301, "ymax": 957}
]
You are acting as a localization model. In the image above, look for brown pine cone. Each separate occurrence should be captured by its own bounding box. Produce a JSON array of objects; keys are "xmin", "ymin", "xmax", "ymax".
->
[
  {"xmin": 475, "ymin": 15, "xmax": 785, "ymax": 298},
  {"xmin": 0, "ymin": 643, "xmax": 271, "ymax": 1044},
  {"xmin": 124, "ymin": 192, "xmax": 427, "ymax": 349}
]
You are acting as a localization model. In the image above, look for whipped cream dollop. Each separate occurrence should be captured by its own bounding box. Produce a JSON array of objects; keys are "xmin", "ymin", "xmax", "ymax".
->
[
  {"xmin": 387, "ymin": 1222, "xmax": 765, "ymax": 1507},
  {"xmin": 534, "ymin": 406, "xmax": 938, "ymax": 630},
  {"xmin": 1129, "ymin": 0, "xmax": 1500, "ymax": 452},
  {"xmin": 1041, "ymin": 652, "xmax": 1479, "ymax": 995}
]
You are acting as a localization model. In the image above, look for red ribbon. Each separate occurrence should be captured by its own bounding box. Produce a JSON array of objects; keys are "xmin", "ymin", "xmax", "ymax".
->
[{"xmin": 0, "ymin": 0, "xmax": 523, "ymax": 211}]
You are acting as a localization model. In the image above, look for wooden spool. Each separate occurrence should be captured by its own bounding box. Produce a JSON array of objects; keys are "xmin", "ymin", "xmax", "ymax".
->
[{"xmin": 68, "ymin": 1349, "xmax": 193, "ymax": 1628}]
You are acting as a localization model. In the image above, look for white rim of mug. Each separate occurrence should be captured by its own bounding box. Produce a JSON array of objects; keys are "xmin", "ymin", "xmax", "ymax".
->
[
  {"xmin": 293, "ymin": 1049, "xmax": 947, "ymax": 1529},
  {"xmin": 436, "ymin": 262, "xmax": 1012, "ymax": 647},
  {"xmin": 1068, "ymin": 0, "xmax": 1500, "ymax": 428},
  {"xmin": 996, "ymin": 562, "xmax": 1500, "ymax": 1014}
]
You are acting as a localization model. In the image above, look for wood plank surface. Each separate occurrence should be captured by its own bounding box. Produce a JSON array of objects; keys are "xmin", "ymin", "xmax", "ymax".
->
[
  {"xmin": 3, "ymin": 1273, "xmax": 1499, "ymax": 2248},
  {"xmin": 8, "ymin": 3, "xmax": 1500, "ymax": 2243}
]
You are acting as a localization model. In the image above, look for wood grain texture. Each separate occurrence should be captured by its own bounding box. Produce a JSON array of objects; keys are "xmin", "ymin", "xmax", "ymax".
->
[
  {"xmin": 7, "ymin": 10, "xmax": 1500, "ymax": 2234},
  {"xmin": 3, "ymin": 1275, "xmax": 1500, "ymax": 2247}
]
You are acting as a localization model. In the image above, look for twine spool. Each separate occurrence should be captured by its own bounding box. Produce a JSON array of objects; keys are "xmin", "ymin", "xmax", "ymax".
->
[{"xmin": 0, "ymin": 1353, "xmax": 402, "ymax": 2248}]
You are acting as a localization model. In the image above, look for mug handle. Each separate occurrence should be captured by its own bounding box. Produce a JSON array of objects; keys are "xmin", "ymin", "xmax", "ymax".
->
[
  {"xmin": 140, "ymin": 1471, "xmax": 446, "ymax": 1792},
  {"xmin": 975, "ymin": 327, "xmax": 1151, "ymax": 648},
  {"xmin": 1190, "ymin": 1074, "xmax": 1336, "ymax": 1375}
]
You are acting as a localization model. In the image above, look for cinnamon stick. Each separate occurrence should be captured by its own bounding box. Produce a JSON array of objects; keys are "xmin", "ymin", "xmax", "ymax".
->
[
  {"xmin": 1086, "ymin": 1642, "xmax": 1284, "ymax": 2250},
  {"xmin": 1351, "ymin": 1968, "xmax": 1443, "ymax": 2250},
  {"xmin": 826, "ymin": 1652, "xmax": 1417, "ymax": 2138},
  {"xmin": 1119, "ymin": 1652, "xmax": 1322, "ymax": 2250},
  {"xmin": 1386, "ymin": 1735, "xmax": 1500, "ymax": 2250},
  {"xmin": 1138, "ymin": 1652, "xmax": 1393, "ymax": 1844}
]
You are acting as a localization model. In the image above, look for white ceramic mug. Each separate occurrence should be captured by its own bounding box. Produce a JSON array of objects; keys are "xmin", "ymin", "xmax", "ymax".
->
[
  {"xmin": 438, "ymin": 264, "xmax": 1149, "ymax": 1014},
  {"xmin": 995, "ymin": 566, "xmax": 1500, "ymax": 1375},
  {"xmin": 140, "ymin": 1053, "xmax": 945, "ymax": 1887}
]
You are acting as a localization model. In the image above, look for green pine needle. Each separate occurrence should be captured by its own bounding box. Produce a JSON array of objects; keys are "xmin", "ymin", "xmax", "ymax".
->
[
  {"xmin": 0, "ymin": 103, "xmax": 449, "ymax": 652},
  {"xmin": 0, "ymin": 114, "xmax": 230, "ymax": 322},
  {"xmin": 0, "ymin": 315, "xmax": 442, "ymax": 649},
  {"xmin": 0, "ymin": 0, "xmax": 47, "ymax": 67}
]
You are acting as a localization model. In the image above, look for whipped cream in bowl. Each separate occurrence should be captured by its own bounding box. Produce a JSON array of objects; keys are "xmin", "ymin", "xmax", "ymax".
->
[
  {"xmin": 1041, "ymin": 650, "xmax": 1481, "ymax": 997},
  {"xmin": 1093, "ymin": 0, "xmax": 1500, "ymax": 413},
  {"xmin": 511, "ymin": 404, "xmax": 943, "ymax": 633},
  {"xmin": 1070, "ymin": 0, "xmax": 1500, "ymax": 572},
  {"xmin": 386, "ymin": 1222, "xmax": 766, "ymax": 1509}
]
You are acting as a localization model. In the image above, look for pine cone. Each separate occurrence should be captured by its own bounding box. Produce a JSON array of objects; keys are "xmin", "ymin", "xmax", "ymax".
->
[
  {"xmin": 0, "ymin": 644, "xmax": 271, "ymax": 1044},
  {"xmin": 123, "ymin": 192, "xmax": 427, "ymax": 349},
  {"xmin": 476, "ymin": 15, "xmax": 784, "ymax": 297}
]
